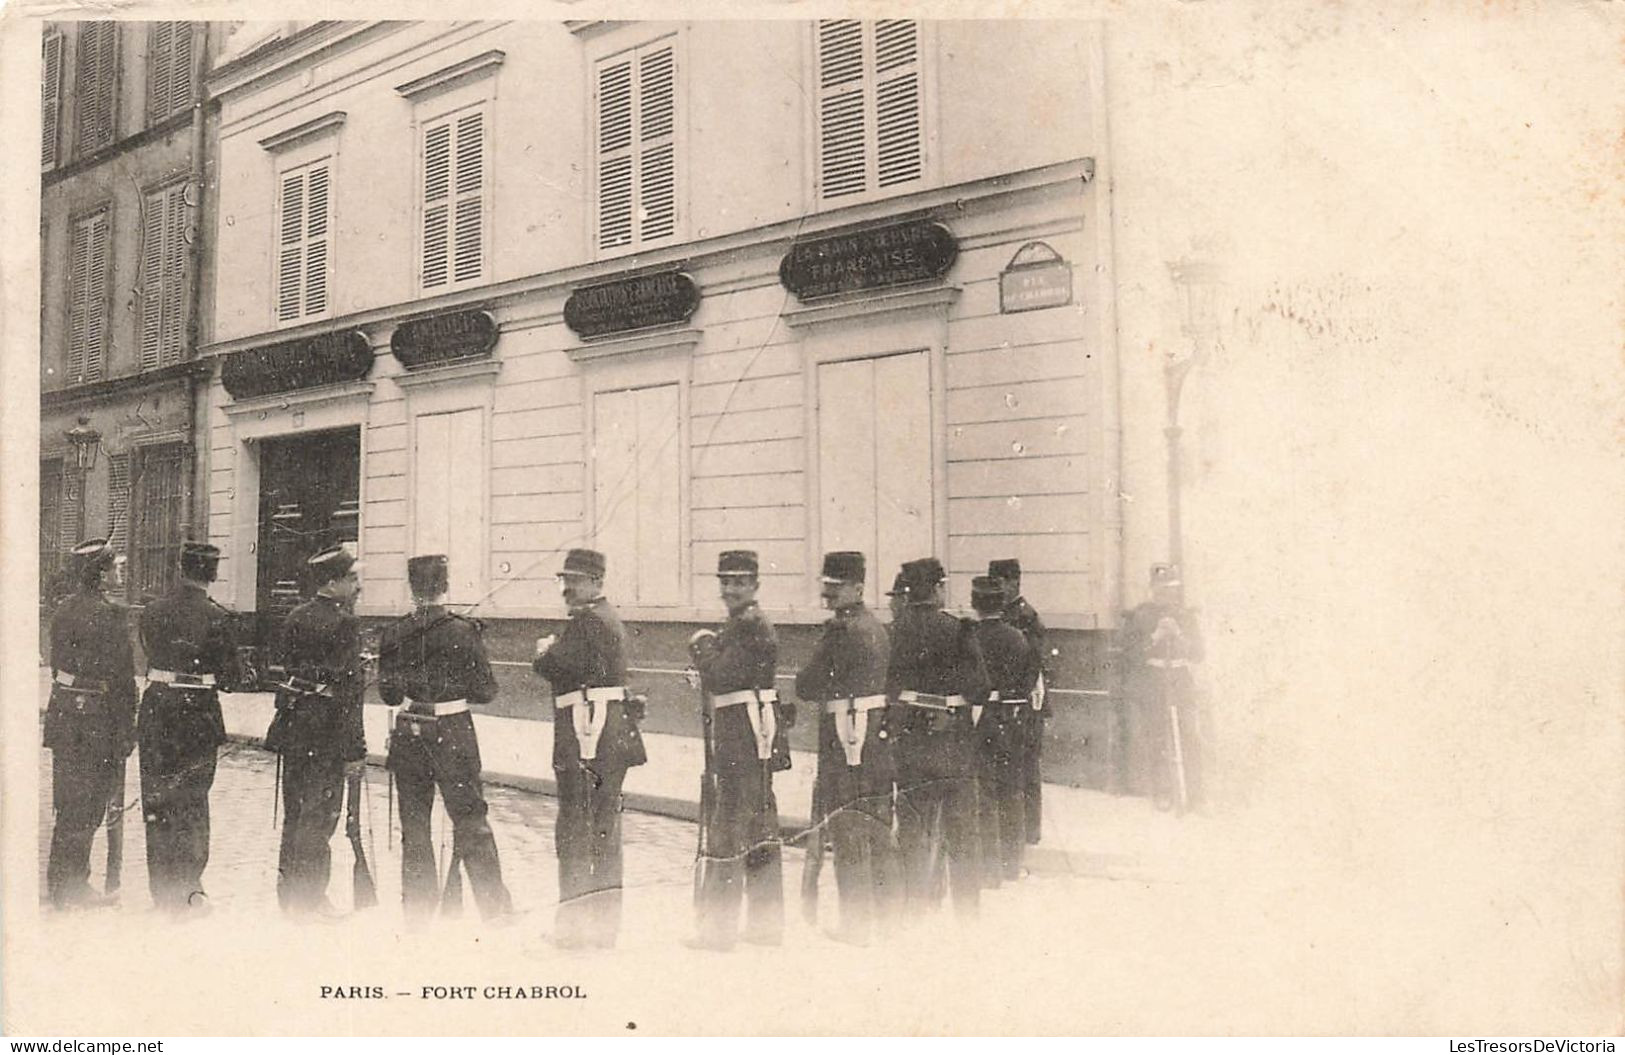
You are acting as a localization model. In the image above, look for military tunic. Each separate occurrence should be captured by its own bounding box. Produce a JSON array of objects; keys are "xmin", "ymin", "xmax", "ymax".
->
[
  {"xmin": 692, "ymin": 601, "xmax": 787, "ymax": 947},
  {"xmin": 1003, "ymin": 595, "xmax": 1051, "ymax": 843},
  {"xmin": 794, "ymin": 602, "xmax": 900, "ymax": 941},
  {"xmin": 380, "ymin": 605, "xmax": 513, "ymax": 920},
  {"xmin": 887, "ymin": 607, "xmax": 991, "ymax": 914},
  {"xmin": 45, "ymin": 588, "xmax": 139, "ymax": 908},
  {"xmin": 1121, "ymin": 600, "xmax": 1205, "ymax": 807},
  {"xmin": 972, "ymin": 616, "xmax": 1039, "ymax": 883},
  {"xmin": 532, "ymin": 595, "xmax": 645, "ymax": 948},
  {"xmin": 267, "ymin": 595, "xmax": 366, "ymax": 912},
  {"xmin": 138, "ymin": 581, "xmax": 241, "ymax": 909}
]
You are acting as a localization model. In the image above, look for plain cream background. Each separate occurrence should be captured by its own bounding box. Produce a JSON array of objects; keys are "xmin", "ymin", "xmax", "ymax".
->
[{"xmin": 1, "ymin": 0, "xmax": 1620, "ymax": 1035}]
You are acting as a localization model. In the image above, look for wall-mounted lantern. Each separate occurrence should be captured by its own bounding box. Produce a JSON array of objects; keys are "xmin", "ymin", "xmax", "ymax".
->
[{"xmin": 65, "ymin": 416, "xmax": 101, "ymax": 472}]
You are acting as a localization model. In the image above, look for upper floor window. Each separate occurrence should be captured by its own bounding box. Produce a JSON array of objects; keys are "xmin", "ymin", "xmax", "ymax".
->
[
  {"xmin": 419, "ymin": 106, "xmax": 486, "ymax": 291},
  {"xmin": 147, "ymin": 21, "xmax": 195, "ymax": 126},
  {"xmin": 66, "ymin": 207, "xmax": 111, "ymax": 386},
  {"xmin": 815, "ymin": 19, "xmax": 923, "ymax": 203},
  {"xmin": 594, "ymin": 36, "xmax": 679, "ymax": 254},
  {"xmin": 74, "ymin": 22, "xmax": 118, "ymax": 157},
  {"xmin": 275, "ymin": 158, "xmax": 331, "ymax": 322},
  {"xmin": 140, "ymin": 181, "xmax": 188, "ymax": 369},
  {"xmin": 42, "ymin": 31, "xmax": 63, "ymax": 168}
]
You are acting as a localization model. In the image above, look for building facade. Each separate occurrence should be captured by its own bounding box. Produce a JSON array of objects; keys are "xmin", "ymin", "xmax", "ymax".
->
[
  {"xmin": 39, "ymin": 20, "xmax": 211, "ymax": 612},
  {"xmin": 202, "ymin": 20, "xmax": 1123, "ymax": 786}
]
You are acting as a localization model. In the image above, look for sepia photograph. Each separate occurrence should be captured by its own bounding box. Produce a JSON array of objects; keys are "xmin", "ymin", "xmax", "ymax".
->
[{"xmin": 1, "ymin": 1, "xmax": 1620, "ymax": 1039}]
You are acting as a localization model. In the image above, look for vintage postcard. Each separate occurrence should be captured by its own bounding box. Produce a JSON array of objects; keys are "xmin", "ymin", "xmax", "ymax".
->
[{"xmin": 1, "ymin": 0, "xmax": 1620, "ymax": 1038}]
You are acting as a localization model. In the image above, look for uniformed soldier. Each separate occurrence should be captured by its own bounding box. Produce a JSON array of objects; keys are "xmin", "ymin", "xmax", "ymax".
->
[
  {"xmin": 267, "ymin": 545, "xmax": 366, "ymax": 918},
  {"xmin": 688, "ymin": 549, "xmax": 790, "ymax": 950},
  {"xmin": 887, "ymin": 557, "xmax": 991, "ymax": 917},
  {"xmin": 969, "ymin": 575, "xmax": 1040, "ymax": 884},
  {"xmin": 138, "ymin": 540, "xmax": 241, "ymax": 914},
  {"xmin": 1121, "ymin": 563, "xmax": 1205, "ymax": 810},
  {"xmin": 886, "ymin": 571, "xmax": 908, "ymax": 624},
  {"xmin": 44, "ymin": 539, "xmax": 138, "ymax": 911},
  {"xmin": 794, "ymin": 551, "xmax": 900, "ymax": 945},
  {"xmin": 990, "ymin": 558, "xmax": 1052, "ymax": 846},
  {"xmin": 532, "ymin": 548, "xmax": 647, "ymax": 949},
  {"xmin": 380, "ymin": 554, "xmax": 514, "ymax": 923}
]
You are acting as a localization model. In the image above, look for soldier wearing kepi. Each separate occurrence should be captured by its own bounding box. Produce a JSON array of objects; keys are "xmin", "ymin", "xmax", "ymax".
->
[
  {"xmin": 138, "ymin": 540, "xmax": 241, "ymax": 914},
  {"xmin": 888, "ymin": 557, "xmax": 991, "ymax": 918},
  {"xmin": 1121, "ymin": 563, "xmax": 1206, "ymax": 810},
  {"xmin": 969, "ymin": 575, "xmax": 1040, "ymax": 884},
  {"xmin": 795, "ymin": 551, "xmax": 900, "ymax": 945},
  {"xmin": 380, "ymin": 554, "xmax": 514, "ymax": 923},
  {"xmin": 267, "ymin": 545, "xmax": 366, "ymax": 918},
  {"xmin": 688, "ymin": 549, "xmax": 789, "ymax": 950},
  {"xmin": 44, "ymin": 539, "xmax": 138, "ymax": 911},
  {"xmin": 532, "ymin": 548, "xmax": 647, "ymax": 949},
  {"xmin": 990, "ymin": 558, "xmax": 1051, "ymax": 848}
]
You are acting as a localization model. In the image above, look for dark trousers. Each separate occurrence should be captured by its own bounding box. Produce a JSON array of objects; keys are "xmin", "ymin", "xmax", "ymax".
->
[
  {"xmin": 895, "ymin": 725, "xmax": 981, "ymax": 917},
  {"xmin": 138, "ymin": 694, "xmax": 221, "ymax": 909},
  {"xmin": 976, "ymin": 709, "xmax": 1027, "ymax": 882},
  {"xmin": 47, "ymin": 744, "xmax": 121, "ymax": 906},
  {"xmin": 554, "ymin": 761, "xmax": 627, "ymax": 947},
  {"xmin": 1128, "ymin": 673, "xmax": 1203, "ymax": 807},
  {"xmin": 695, "ymin": 757, "xmax": 784, "ymax": 946},
  {"xmin": 1019, "ymin": 708, "xmax": 1045, "ymax": 843},
  {"xmin": 277, "ymin": 751, "xmax": 345, "ymax": 912},
  {"xmin": 389, "ymin": 713, "xmax": 512, "ymax": 920}
]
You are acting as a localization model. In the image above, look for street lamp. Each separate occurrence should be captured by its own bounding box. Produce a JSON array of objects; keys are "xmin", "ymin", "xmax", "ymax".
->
[
  {"xmin": 1164, "ymin": 260, "xmax": 1224, "ymax": 572},
  {"xmin": 65, "ymin": 416, "xmax": 102, "ymax": 472}
]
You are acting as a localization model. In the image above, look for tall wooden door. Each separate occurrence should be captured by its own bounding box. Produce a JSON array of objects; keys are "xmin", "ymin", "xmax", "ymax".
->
[{"xmin": 255, "ymin": 428, "xmax": 360, "ymax": 651}]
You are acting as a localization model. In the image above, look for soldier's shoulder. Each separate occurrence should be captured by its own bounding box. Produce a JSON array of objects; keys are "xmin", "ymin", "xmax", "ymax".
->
[{"xmin": 444, "ymin": 610, "xmax": 487, "ymax": 638}]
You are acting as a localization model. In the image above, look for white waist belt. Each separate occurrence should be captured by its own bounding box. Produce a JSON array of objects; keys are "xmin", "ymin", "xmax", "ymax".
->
[
  {"xmin": 1145, "ymin": 658, "xmax": 1189, "ymax": 669},
  {"xmin": 401, "ymin": 698, "xmax": 468, "ymax": 717},
  {"xmin": 711, "ymin": 689, "xmax": 780, "ymax": 760},
  {"xmin": 897, "ymin": 690, "xmax": 969, "ymax": 711},
  {"xmin": 555, "ymin": 686, "xmax": 627, "ymax": 761},
  {"xmin": 148, "ymin": 670, "xmax": 217, "ymax": 689},
  {"xmin": 825, "ymin": 695, "xmax": 888, "ymax": 767}
]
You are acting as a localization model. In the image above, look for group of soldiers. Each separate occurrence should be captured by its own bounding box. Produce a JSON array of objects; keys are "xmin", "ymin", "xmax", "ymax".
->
[{"xmin": 43, "ymin": 534, "xmax": 1196, "ymax": 951}]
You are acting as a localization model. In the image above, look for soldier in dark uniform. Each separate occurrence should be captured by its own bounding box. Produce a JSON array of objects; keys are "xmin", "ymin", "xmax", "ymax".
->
[
  {"xmin": 688, "ymin": 550, "xmax": 789, "ymax": 950},
  {"xmin": 1121, "ymin": 563, "xmax": 1205, "ymax": 810},
  {"xmin": 44, "ymin": 539, "xmax": 138, "ymax": 910},
  {"xmin": 887, "ymin": 557, "xmax": 991, "ymax": 917},
  {"xmin": 138, "ymin": 540, "xmax": 241, "ymax": 913},
  {"xmin": 532, "ymin": 548, "xmax": 647, "ymax": 949},
  {"xmin": 795, "ymin": 551, "xmax": 900, "ymax": 945},
  {"xmin": 991, "ymin": 558, "xmax": 1052, "ymax": 846},
  {"xmin": 380, "ymin": 554, "xmax": 514, "ymax": 923},
  {"xmin": 969, "ymin": 575, "xmax": 1040, "ymax": 884},
  {"xmin": 267, "ymin": 545, "xmax": 366, "ymax": 918}
]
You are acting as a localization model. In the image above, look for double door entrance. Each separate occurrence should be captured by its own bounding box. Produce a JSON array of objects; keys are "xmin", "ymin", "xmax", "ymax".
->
[{"xmin": 253, "ymin": 428, "xmax": 360, "ymax": 655}]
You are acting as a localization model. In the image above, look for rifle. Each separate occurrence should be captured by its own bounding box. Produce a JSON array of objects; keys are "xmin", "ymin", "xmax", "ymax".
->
[
  {"xmin": 693, "ymin": 699, "xmax": 718, "ymax": 908},
  {"xmin": 105, "ymin": 758, "xmax": 127, "ymax": 894},
  {"xmin": 800, "ymin": 773, "xmax": 825, "ymax": 927},
  {"xmin": 1159, "ymin": 633, "xmax": 1190, "ymax": 815},
  {"xmin": 345, "ymin": 767, "xmax": 378, "ymax": 910}
]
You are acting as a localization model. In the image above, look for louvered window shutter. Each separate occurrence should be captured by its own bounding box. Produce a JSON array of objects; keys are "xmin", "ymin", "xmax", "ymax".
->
[
  {"xmin": 67, "ymin": 215, "xmax": 92, "ymax": 382},
  {"xmin": 638, "ymin": 44, "xmax": 677, "ymax": 243},
  {"xmin": 76, "ymin": 23, "xmax": 117, "ymax": 155},
  {"xmin": 85, "ymin": 213, "xmax": 109, "ymax": 381},
  {"xmin": 42, "ymin": 34, "xmax": 63, "ymax": 167},
  {"xmin": 161, "ymin": 183, "xmax": 186, "ymax": 364},
  {"xmin": 421, "ymin": 121, "xmax": 452, "ymax": 288},
  {"xmin": 274, "ymin": 162, "xmax": 329, "ymax": 321},
  {"xmin": 596, "ymin": 58, "xmax": 634, "ymax": 251},
  {"xmin": 108, "ymin": 453, "xmax": 131, "ymax": 594},
  {"xmin": 60, "ymin": 466, "xmax": 83, "ymax": 550},
  {"xmin": 817, "ymin": 20, "xmax": 922, "ymax": 200},
  {"xmin": 305, "ymin": 164, "xmax": 329, "ymax": 314},
  {"xmin": 140, "ymin": 190, "xmax": 165, "ymax": 370},
  {"xmin": 452, "ymin": 111, "xmax": 484, "ymax": 284},
  {"xmin": 276, "ymin": 171, "xmax": 304, "ymax": 320},
  {"xmin": 148, "ymin": 22, "xmax": 173, "ymax": 125},
  {"xmin": 171, "ymin": 25, "xmax": 194, "ymax": 119}
]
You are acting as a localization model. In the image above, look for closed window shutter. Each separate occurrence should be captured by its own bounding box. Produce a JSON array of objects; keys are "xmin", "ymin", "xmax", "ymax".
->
[
  {"xmin": 42, "ymin": 33, "xmax": 63, "ymax": 167},
  {"xmin": 85, "ymin": 213, "xmax": 109, "ymax": 381},
  {"xmin": 60, "ymin": 465, "xmax": 83, "ymax": 550},
  {"xmin": 817, "ymin": 20, "xmax": 922, "ymax": 200},
  {"xmin": 596, "ymin": 58, "xmax": 634, "ymax": 250},
  {"xmin": 67, "ymin": 214, "xmax": 92, "ymax": 382},
  {"xmin": 148, "ymin": 22, "xmax": 173, "ymax": 125},
  {"xmin": 76, "ymin": 22, "xmax": 117, "ymax": 155},
  {"xmin": 817, "ymin": 20, "xmax": 868, "ymax": 200},
  {"xmin": 305, "ymin": 164, "xmax": 329, "ymax": 314},
  {"xmin": 452, "ymin": 110, "xmax": 484, "ymax": 283},
  {"xmin": 170, "ymin": 25, "xmax": 193, "ymax": 119},
  {"xmin": 162, "ymin": 183, "xmax": 186, "ymax": 364},
  {"xmin": 421, "ymin": 121, "xmax": 452, "ymax": 288},
  {"xmin": 276, "ymin": 171, "xmax": 304, "ymax": 320},
  {"xmin": 275, "ymin": 162, "xmax": 328, "ymax": 321},
  {"xmin": 108, "ymin": 453, "xmax": 131, "ymax": 600},
  {"xmin": 638, "ymin": 44, "xmax": 676, "ymax": 243},
  {"xmin": 69, "ymin": 210, "xmax": 110, "ymax": 384},
  {"xmin": 139, "ymin": 189, "xmax": 164, "ymax": 371}
]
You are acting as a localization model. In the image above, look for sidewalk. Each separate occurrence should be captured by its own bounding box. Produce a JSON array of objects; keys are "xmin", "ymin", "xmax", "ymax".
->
[{"xmin": 43, "ymin": 670, "xmax": 1212, "ymax": 883}]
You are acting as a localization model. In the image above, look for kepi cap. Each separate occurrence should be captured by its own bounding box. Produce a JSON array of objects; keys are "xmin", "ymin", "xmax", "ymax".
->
[
  {"xmin": 70, "ymin": 538, "xmax": 116, "ymax": 582},
  {"xmin": 408, "ymin": 553, "xmax": 449, "ymax": 597},
  {"xmin": 970, "ymin": 574, "xmax": 1005, "ymax": 610},
  {"xmin": 307, "ymin": 545, "xmax": 358, "ymax": 585},
  {"xmin": 179, "ymin": 540, "xmax": 221, "ymax": 582},
  {"xmin": 819, "ymin": 551, "xmax": 865, "ymax": 584},
  {"xmin": 988, "ymin": 558, "xmax": 1022, "ymax": 580},
  {"xmin": 560, "ymin": 548, "xmax": 606, "ymax": 579},
  {"xmin": 717, "ymin": 549, "xmax": 758, "ymax": 577},
  {"xmin": 885, "ymin": 571, "xmax": 908, "ymax": 597},
  {"xmin": 898, "ymin": 557, "xmax": 946, "ymax": 601}
]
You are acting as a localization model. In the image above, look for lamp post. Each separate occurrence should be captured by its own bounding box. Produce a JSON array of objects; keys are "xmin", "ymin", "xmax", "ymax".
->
[
  {"xmin": 65, "ymin": 415, "xmax": 102, "ymax": 472},
  {"xmin": 1164, "ymin": 260, "xmax": 1223, "ymax": 573}
]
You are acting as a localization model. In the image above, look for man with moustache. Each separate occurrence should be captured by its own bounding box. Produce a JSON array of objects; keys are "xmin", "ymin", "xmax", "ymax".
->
[
  {"xmin": 688, "ymin": 549, "xmax": 790, "ymax": 950},
  {"xmin": 532, "ymin": 548, "xmax": 647, "ymax": 949},
  {"xmin": 794, "ymin": 551, "xmax": 899, "ymax": 945}
]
